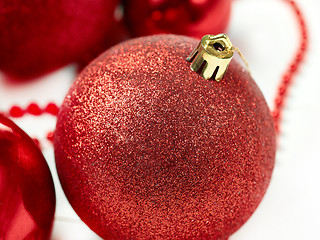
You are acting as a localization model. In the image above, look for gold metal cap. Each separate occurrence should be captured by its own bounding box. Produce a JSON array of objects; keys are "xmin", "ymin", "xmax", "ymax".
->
[{"xmin": 187, "ymin": 34, "xmax": 235, "ymax": 81}]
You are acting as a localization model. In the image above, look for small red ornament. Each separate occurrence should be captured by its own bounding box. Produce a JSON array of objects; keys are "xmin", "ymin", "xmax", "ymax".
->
[
  {"xmin": 0, "ymin": 114, "xmax": 56, "ymax": 239},
  {"xmin": 124, "ymin": 0, "xmax": 231, "ymax": 39},
  {"xmin": 0, "ymin": 0, "xmax": 125, "ymax": 80},
  {"xmin": 54, "ymin": 35, "xmax": 275, "ymax": 239}
]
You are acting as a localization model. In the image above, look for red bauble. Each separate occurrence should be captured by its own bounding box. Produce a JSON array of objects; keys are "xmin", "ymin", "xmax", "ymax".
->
[
  {"xmin": 124, "ymin": 0, "xmax": 231, "ymax": 39},
  {"xmin": 54, "ymin": 35, "xmax": 275, "ymax": 239},
  {"xmin": 0, "ymin": 0, "xmax": 124, "ymax": 80},
  {"xmin": 0, "ymin": 114, "xmax": 56, "ymax": 239}
]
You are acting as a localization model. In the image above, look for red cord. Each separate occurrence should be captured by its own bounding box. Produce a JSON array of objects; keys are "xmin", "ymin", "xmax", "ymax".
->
[
  {"xmin": 7, "ymin": 102, "xmax": 60, "ymax": 118},
  {"xmin": 3, "ymin": 102, "xmax": 60, "ymax": 148},
  {"xmin": 272, "ymin": 0, "xmax": 308, "ymax": 134}
]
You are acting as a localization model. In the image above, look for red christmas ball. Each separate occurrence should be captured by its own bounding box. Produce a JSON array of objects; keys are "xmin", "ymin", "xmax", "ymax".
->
[
  {"xmin": 0, "ymin": 114, "xmax": 56, "ymax": 239},
  {"xmin": 0, "ymin": 0, "xmax": 124, "ymax": 80},
  {"xmin": 54, "ymin": 35, "xmax": 275, "ymax": 239},
  {"xmin": 124, "ymin": 0, "xmax": 231, "ymax": 39}
]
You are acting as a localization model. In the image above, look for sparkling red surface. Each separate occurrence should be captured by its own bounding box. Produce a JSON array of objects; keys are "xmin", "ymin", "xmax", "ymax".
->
[
  {"xmin": 54, "ymin": 35, "xmax": 276, "ymax": 239},
  {"xmin": 0, "ymin": 114, "xmax": 56, "ymax": 239},
  {"xmin": 0, "ymin": 0, "xmax": 124, "ymax": 79},
  {"xmin": 124, "ymin": 0, "xmax": 231, "ymax": 39}
]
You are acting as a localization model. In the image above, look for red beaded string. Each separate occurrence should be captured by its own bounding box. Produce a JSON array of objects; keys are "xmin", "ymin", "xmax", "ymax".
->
[
  {"xmin": 7, "ymin": 102, "xmax": 60, "ymax": 118},
  {"xmin": 272, "ymin": 0, "xmax": 308, "ymax": 134},
  {"xmin": 2, "ymin": 102, "xmax": 60, "ymax": 147},
  {"xmin": 1, "ymin": 0, "xmax": 308, "ymax": 145}
]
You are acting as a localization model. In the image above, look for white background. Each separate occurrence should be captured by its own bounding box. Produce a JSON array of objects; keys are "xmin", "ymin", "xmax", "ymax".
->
[{"xmin": 0, "ymin": 0, "xmax": 319, "ymax": 239}]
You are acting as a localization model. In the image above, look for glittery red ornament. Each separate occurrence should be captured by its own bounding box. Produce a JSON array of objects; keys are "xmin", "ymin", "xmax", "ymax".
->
[
  {"xmin": 0, "ymin": 0, "xmax": 124, "ymax": 80},
  {"xmin": 124, "ymin": 0, "xmax": 231, "ymax": 39},
  {"xmin": 0, "ymin": 114, "xmax": 56, "ymax": 239},
  {"xmin": 54, "ymin": 35, "xmax": 275, "ymax": 239}
]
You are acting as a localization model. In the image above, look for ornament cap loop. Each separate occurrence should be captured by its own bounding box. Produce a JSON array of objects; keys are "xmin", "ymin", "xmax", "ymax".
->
[{"xmin": 187, "ymin": 34, "xmax": 234, "ymax": 81}]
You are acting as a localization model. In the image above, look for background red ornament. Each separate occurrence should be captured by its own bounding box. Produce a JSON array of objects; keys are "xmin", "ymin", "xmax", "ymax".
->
[
  {"xmin": 0, "ymin": 0, "xmax": 125, "ymax": 80},
  {"xmin": 0, "ymin": 114, "xmax": 56, "ymax": 240},
  {"xmin": 54, "ymin": 35, "xmax": 276, "ymax": 239},
  {"xmin": 124, "ymin": 0, "xmax": 231, "ymax": 39}
]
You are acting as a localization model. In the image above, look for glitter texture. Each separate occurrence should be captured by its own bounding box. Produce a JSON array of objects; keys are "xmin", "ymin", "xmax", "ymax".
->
[{"xmin": 54, "ymin": 35, "xmax": 276, "ymax": 240}]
